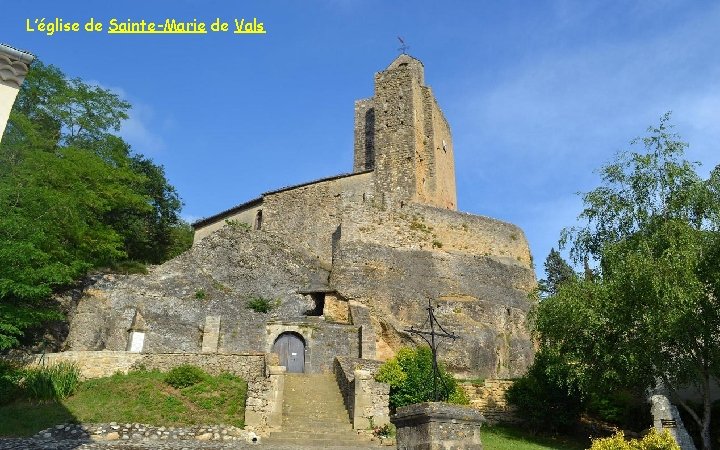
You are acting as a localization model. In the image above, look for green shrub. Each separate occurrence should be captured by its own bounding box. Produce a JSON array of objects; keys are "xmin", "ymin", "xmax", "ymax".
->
[
  {"xmin": 586, "ymin": 389, "xmax": 651, "ymax": 430},
  {"xmin": 0, "ymin": 361, "xmax": 24, "ymax": 405},
  {"xmin": 247, "ymin": 297, "xmax": 274, "ymax": 313},
  {"xmin": 504, "ymin": 350, "xmax": 582, "ymax": 432},
  {"xmin": 194, "ymin": 290, "xmax": 207, "ymax": 300},
  {"xmin": 110, "ymin": 260, "xmax": 148, "ymax": 274},
  {"xmin": 589, "ymin": 430, "xmax": 679, "ymax": 450},
  {"xmin": 373, "ymin": 423, "xmax": 396, "ymax": 439},
  {"xmin": 23, "ymin": 362, "xmax": 80, "ymax": 401},
  {"xmin": 375, "ymin": 346, "xmax": 468, "ymax": 409},
  {"xmin": 164, "ymin": 365, "xmax": 208, "ymax": 389}
]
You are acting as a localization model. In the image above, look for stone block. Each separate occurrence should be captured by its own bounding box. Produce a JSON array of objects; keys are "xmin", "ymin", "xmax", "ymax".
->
[{"xmin": 392, "ymin": 402, "xmax": 485, "ymax": 450}]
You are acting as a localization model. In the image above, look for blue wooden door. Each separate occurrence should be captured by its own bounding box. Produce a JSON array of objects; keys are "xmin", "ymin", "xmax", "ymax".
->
[{"xmin": 273, "ymin": 333, "xmax": 305, "ymax": 373}]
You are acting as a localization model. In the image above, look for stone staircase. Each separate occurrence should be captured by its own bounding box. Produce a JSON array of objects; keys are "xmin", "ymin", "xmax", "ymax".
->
[{"xmin": 264, "ymin": 373, "xmax": 384, "ymax": 448}]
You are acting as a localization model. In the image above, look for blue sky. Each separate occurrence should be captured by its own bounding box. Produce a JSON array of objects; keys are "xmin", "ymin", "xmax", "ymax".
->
[{"xmin": 3, "ymin": 1, "xmax": 719, "ymax": 278}]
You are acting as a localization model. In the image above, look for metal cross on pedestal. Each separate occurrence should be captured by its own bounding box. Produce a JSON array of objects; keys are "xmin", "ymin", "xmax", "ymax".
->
[
  {"xmin": 405, "ymin": 299, "xmax": 460, "ymax": 401},
  {"xmin": 397, "ymin": 36, "xmax": 410, "ymax": 54}
]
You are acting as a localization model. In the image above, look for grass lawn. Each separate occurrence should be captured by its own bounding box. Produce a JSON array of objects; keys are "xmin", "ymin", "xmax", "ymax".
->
[
  {"xmin": 0, "ymin": 370, "xmax": 247, "ymax": 437},
  {"xmin": 483, "ymin": 425, "xmax": 589, "ymax": 450}
]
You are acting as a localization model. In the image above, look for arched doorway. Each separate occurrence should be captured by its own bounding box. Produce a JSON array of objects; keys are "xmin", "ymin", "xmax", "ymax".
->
[{"xmin": 272, "ymin": 332, "xmax": 305, "ymax": 373}]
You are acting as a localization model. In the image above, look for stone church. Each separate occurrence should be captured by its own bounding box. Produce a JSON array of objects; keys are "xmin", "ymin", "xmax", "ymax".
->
[{"xmin": 67, "ymin": 54, "xmax": 536, "ymax": 379}]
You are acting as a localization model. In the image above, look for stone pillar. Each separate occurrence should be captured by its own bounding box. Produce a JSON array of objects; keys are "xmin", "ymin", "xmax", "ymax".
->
[
  {"xmin": 353, "ymin": 369, "xmax": 390, "ymax": 430},
  {"xmin": 266, "ymin": 365, "xmax": 286, "ymax": 430},
  {"xmin": 0, "ymin": 44, "xmax": 34, "ymax": 142},
  {"xmin": 126, "ymin": 310, "xmax": 146, "ymax": 353},
  {"xmin": 245, "ymin": 365, "xmax": 285, "ymax": 433},
  {"xmin": 201, "ymin": 316, "xmax": 221, "ymax": 353},
  {"xmin": 392, "ymin": 402, "xmax": 485, "ymax": 450},
  {"xmin": 650, "ymin": 395, "xmax": 697, "ymax": 450},
  {"xmin": 349, "ymin": 301, "xmax": 377, "ymax": 359}
]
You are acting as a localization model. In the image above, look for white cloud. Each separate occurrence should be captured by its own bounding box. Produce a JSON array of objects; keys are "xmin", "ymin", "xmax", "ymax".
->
[
  {"xmin": 120, "ymin": 103, "xmax": 169, "ymax": 155},
  {"xmin": 85, "ymin": 79, "xmax": 169, "ymax": 155}
]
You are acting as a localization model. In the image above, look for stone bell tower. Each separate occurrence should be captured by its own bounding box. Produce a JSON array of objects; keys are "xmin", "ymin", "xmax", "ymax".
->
[
  {"xmin": 353, "ymin": 54, "xmax": 457, "ymax": 211},
  {"xmin": 0, "ymin": 44, "xmax": 34, "ymax": 143}
]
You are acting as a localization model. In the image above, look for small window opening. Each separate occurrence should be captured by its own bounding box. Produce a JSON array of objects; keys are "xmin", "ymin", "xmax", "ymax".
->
[
  {"xmin": 254, "ymin": 210, "xmax": 263, "ymax": 230},
  {"xmin": 304, "ymin": 293, "xmax": 325, "ymax": 316}
]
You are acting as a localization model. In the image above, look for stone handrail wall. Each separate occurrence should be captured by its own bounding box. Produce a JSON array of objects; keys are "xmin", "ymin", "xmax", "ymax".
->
[
  {"xmin": 334, "ymin": 356, "xmax": 389, "ymax": 429},
  {"xmin": 462, "ymin": 379, "xmax": 520, "ymax": 425}
]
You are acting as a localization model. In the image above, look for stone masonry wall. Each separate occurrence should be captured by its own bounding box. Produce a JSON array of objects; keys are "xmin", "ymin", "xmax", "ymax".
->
[
  {"xmin": 353, "ymin": 98, "xmax": 375, "ymax": 172},
  {"xmin": 262, "ymin": 171, "xmax": 373, "ymax": 266},
  {"xmin": 341, "ymin": 202, "xmax": 533, "ymax": 269},
  {"xmin": 266, "ymin": 320, "xmax": 361, "ymax": 374},
  {"xmin": 462, "ymin": 379, "xmax": 520, "ymax": 425},
  {"xmin": 193, "ymin": 200, "xmax": 263, "ymax": 243},
  {"xmin": 372, "ymin": 57, "xmax": 422, "ymax": 207},
  {"xmin": 415, "ymin": 86, "xmax": 456, "ymax": 211},
  {"xmin": 366, "ymin": 55, "xmax": 457, "ymax": 211}
]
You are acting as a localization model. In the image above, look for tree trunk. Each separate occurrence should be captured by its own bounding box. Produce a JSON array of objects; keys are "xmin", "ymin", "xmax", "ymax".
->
[{"xmin": 700, "ymin": 387, "xmax": 711, "ymax": 450}]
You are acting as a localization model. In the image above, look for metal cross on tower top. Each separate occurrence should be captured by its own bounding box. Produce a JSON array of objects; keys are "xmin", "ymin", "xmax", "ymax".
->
[
  {"xmin": 397, "ymin": 36, "xmax": 410, "ymax": 54},
  {"xmin": 405, "ymin": 299, "xmax": 460, "ymax": 401}
]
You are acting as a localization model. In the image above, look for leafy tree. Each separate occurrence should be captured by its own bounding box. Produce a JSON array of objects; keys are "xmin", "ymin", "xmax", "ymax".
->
[
  {"xmin": 538, "ymin": 114, "xmax": 720, "ymax": 449},
  {"xmin": 375, "ymin": 346, "xmax": 468, "ymax": 409},
  {"xmin": 0, "ymin": 60, "xmax": 190, "ymax": 350},
  {"xmin": 538, "ymin": 248, "xmax": 576, "ymax": 297},
  {"xmin": 505, "ymin": 349, "xmax": 583, "ymax": 432}
]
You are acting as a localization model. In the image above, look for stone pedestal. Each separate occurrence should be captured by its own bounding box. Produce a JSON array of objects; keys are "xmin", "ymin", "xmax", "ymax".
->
[
  {"xmin": 266, "ymin": 365, "xmax": 286, "ymax": 430},
  {"xmin": 391, "ymin": 402, "xmax": 485, "ymax": 450}
]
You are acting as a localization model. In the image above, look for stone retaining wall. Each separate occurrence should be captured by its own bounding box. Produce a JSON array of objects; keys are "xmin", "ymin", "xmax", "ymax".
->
[
  {"xmin": 3, "ymin": 351, "xmax": 281, "ymax": 434},
  {"xmin": 5, "ymin": 351, "xmax": 266, "ymax": 382},
  {"xmin": 462, "ymin": 379, "xmax": 520, "ymax": 425}
]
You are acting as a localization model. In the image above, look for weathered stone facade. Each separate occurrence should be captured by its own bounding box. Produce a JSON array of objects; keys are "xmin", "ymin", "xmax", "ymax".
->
[{"xmin": 66, "ymin": 54, "xmax": 536, "ymax": 380}]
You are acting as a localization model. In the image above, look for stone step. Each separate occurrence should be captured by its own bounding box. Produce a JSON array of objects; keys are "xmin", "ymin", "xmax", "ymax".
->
[
  {"xmin": 283, "ymin": 411, "xmax": 350, "ymax": 423},
  {"xmin": 264, "ymin": 435, "xmax": 382, "ymax": 447},
  {"xmin": 278, "ymin": 373, "xmax": 373, "ymax": 447},
  {"xmin": 282, "ymin": 419, "xmax": 353, "ymax": 428},
  {"xmin": 271, "ymin": 430, "xmax": 361, "ymax": 439},
  {"xmin": 283, "ymin": 403, "xmax": 347, "ymax": 411},
  {"xmin": 263, "ymin": 438, "xmax": 382, "ymax": 449},
  {"xmin": 284, "ymin": 389, "xmax": 344, "ymax": 396}
]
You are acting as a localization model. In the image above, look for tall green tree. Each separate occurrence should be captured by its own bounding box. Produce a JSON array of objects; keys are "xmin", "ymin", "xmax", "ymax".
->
[
  {"xmin": 0, "ymin": 61, "xmax": 190, "ymax": 350},
  {"xmin": 537, "ymin": 248, "xmax": 576, "ymax": 297},
  {"xmin": 537, "ymin": 114, "xmax": 720, "ymax": 449}
]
